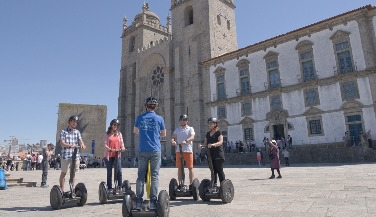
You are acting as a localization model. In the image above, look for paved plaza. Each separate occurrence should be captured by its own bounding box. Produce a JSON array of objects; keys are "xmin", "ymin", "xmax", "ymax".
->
[{"xmin": 1, "ymin": 163, "xmax": 376, "ymax": 217}]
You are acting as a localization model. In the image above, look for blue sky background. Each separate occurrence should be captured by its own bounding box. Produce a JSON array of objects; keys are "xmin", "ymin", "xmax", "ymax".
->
[{"xmin": 0, "ymin": 0, "xmax": 373, "ymax": 146}]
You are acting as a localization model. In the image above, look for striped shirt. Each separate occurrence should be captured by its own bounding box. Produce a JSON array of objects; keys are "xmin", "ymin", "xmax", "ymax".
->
[{"xmin": 60, "ymin": 127, "xmax": 82, "ymax": 160}]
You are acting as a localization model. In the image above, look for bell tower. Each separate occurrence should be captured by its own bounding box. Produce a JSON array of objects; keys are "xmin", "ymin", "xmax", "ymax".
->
[{"xmin": 169, "ymin": 0, "xmax": 238, "ymax": 142}]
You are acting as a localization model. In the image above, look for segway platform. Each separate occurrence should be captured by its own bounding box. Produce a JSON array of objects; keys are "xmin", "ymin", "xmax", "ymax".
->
[{"xmin": 50, "ymin": 148, "xmax": 87, "ymax": 210}]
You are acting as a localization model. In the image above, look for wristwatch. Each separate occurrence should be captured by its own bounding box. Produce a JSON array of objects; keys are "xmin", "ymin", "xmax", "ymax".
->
[{"xmin": 185, "ymin": 139, "xmax": 188, "ymax": 143}]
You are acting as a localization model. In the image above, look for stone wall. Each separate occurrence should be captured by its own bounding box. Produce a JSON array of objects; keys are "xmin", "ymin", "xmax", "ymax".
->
[{"xmin": 224, "ymin": 143, "xmax": 376, "ymax": 165}]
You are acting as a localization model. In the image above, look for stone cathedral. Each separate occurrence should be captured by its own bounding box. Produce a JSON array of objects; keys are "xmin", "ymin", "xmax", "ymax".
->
[{"xmin": 119, "ymin": 1, "xmax": 376, "ymax": 158}]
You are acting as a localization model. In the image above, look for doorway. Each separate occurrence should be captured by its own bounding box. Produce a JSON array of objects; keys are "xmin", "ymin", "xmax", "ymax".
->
[
  {"xmin": 272, "ymin": 124, "xmax": 285, "ymax": 140},
  {"xmin": 349, "ymin": 123, "xmax": 362, "ymax": 146}
]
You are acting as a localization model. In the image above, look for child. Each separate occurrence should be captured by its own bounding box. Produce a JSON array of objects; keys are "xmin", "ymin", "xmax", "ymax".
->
[{"xmin": 257, "ymin": 149, "xmax": 262, "ymax": 166}]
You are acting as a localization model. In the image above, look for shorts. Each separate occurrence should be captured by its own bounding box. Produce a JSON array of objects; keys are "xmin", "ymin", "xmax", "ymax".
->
[
  {"xmin": 176, "ymin": 152, "xmax": 193, "ymax": 169},
  {"xmin": 61, "ymin": 159, "xmax": 80, "ymax": 174}
]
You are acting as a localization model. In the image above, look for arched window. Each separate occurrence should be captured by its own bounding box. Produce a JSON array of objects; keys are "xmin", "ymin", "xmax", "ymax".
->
[
  {"xmin": 129, "ymin": 36, "xmax": 135, "ymax": 52},
  {"xmin": 185, "ymin": 6, "xmax": 193, "ymax": 26}
]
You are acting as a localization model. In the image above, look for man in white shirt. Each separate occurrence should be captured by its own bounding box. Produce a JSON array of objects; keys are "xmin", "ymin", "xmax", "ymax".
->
[
  {"xmin": 37, "ymin": 153, "xmax": 43, "ymax": 170},
  {"xmin": 171, "ymin": 114, "xmax": 195, "ymax": 190}
]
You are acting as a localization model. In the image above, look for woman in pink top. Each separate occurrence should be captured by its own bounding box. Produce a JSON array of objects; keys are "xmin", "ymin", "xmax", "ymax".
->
[{"xmin": 103, "ymin": 119, "xmax": 126, "ymax": 191}]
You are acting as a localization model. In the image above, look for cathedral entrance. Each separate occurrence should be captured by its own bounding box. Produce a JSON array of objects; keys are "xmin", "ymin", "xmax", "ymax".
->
[{"xmin": 272, "ymin": 124, "xmax": 285, "ymax": 140}]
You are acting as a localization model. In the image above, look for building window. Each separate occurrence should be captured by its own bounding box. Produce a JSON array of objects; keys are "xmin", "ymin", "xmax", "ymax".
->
[
  {"xmin": 216, "ymin": 75, "xmax": 226, "ymax": 100},
  {"xmin": 270, "ymin": 95, "xmax": 282, "ymax": 111},
  {"xmin": 264, "ymin": 51, "xmax": 280, "ymax": 89},
  {"xmin": 336, "ymin": 42, "xmax": 353, "ymax": 74},
  {"xmin": 309, "ymin": 119, "xmax": 322, "ymax": 135},
  {"xmin": 330, "ymin": 30, "xmax": 354, "ymax": 74},
  {"xmin": 151, "ymin": 66, "xmax": 164, "ymax": 86},
  {"xmin": 304, "ymin": 88, "xmax": 319, "ymax": 106},
  {"xmin": 217, "ymin": 15, "xmax": 221, "ymax": 25},
  {"xmin": 237, "ymin": 59, "xmax": 250, "ymax": 95},
  {"xmin": 269, "ymin": 69, "xmax": 280, "ymax": 89},
  {"xmin": 227, "ymin": 20, "xmax": 230, "ymax": 30},
  {"xmin": 296, "ymin": 40, "xmax": 316, "ymax": 82},
  {"xmin": 244, "ymin": 128, "xmax": 253, "ymax": 141},
  {"xmin": 218, "ymin": 106, "xmax": 226, "ymax": 119},
  {"xmin": 129, "ymin": 36, "xmax": 135, "ymax": 52},
  {"xmin": 185, "ymin": 6, "xmax": 194, "ymax": 26},
  {"xmin": 242, "ymin": 102, "xmax": 251, "ymax": 116},
  {"xmin": 341, "ymin": 81, "xmax": 358, "ymax": 100},
  {"xmin": 301, "ymin": 52, "xmax": 316, "ymax": 82}
]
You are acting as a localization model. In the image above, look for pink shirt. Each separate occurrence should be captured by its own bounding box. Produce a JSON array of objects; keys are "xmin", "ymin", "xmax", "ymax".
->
[{"xmin": 103, "ymin": 132, "xmax": 124, "ymax": 159}]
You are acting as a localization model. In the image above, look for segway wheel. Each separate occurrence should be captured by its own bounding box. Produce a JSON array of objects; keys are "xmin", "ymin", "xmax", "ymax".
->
[
  {"xmin": 75, "ymin": 183, "xmax": 88, "ymax": 206},
  {"xmin": 157, "ymin": 190, "xmax": 170, "ymax": 217},
  {"xmin": 192, "ymin": 178, "xmax": 200, "ymax": 201},
  {"xmin": 122, "ymin": 180, "xmax": 131, "ymax": 191},
  {"xmin": 219, "ymin": 179, "xmax": 234, "ymax": 203},
  {"xmin": 50, "ymin": 185, "xmax": 63, "ymax": 210},
  {"xmin": 199, "ymin": 179, "xmax": 211, "ymax": 201},
  {"xmin": 98, "ymin": 181, "xmax": 108, "ymax": 204},
  {"xmin": 169, "ymin": 178, "xmax": 178, "ymax": 200},
  {"xmin": 122, "ymin": 194, "xmax": 132, "ymax": 217}
]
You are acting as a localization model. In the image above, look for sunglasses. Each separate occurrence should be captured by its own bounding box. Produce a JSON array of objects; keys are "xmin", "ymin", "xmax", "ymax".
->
[
  {"xmin": 179, "ymin": 119, "xmax": 188, "ymax": 121},
  {"xmin": 207, "ymin": 121, "xmax": 214, "ymax": 125},
  {"xmin": 112, "ymin": 123, "xmax": 119, "ymax": 126}
]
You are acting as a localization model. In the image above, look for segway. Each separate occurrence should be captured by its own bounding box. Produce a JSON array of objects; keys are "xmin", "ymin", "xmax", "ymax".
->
[
  {"xmin": 169, "ymin": 144, "xmax": 199, "ymax": 200},
  {"xmin": 50, "ymin": 147, "xmax": 88, "ymax": 210},
  {"xmin": 122, "ymin": 160, "xmax": 170, "ymax": 217},
  {"xmin": 98, "ymin": 150, "xmax": 131, "ymax": 204},
  {"xmin": 198, "ymin": 144, "xmax": 234, "ymax": 203}
]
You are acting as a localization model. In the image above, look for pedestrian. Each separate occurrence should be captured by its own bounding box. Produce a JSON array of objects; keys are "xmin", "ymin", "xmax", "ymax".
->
[
  {"xmin": 31, "ymin": 154, "xmax": 36, "ymax": 170},
  {"xmin": 268, "ymin": 140, "xmax": 282, "ymax": 179},
  {"xmin": 103, "ymin": 119, "xmax": 126, "ymax": 193},
  {"xmin": 133, "ymin": 97, "xmax": 166, "ymax": 210},
  {"xmin": 41, "ymin": 143, "xmax": 54, "ymax": 187},
  {"xmin": 343, "ymin": 131, "xmax": 351, "ymax": 147},
  {"xmin": 282, "ymin": 148, "xmax": 290, "ymax": 166},
  {"xmin": 128, "ymin": 157, "xmax": 131, "ymax": 168},
  {"xmin": 287, "ymin": 135, "xmax": 292, "ymax": 149},
  {"xmin": 59, "ymin": 115, "xmax": 86, "ymax": 193},
  {"xmin": 366, "ymin": 130, "xmax": 372, "ymax": 148},
  {"xmin": 198, "ymin": 117, "xmax": 226, "ymax": 188},
  {"xmin": 256, "ymin": 149, "xmax": 261, "ymax": 166},
  {"xmin": 56, "ymin": 154, "xmax": 61, "ymax": 170},
  {"xmin": 6, "ymin": 156, "xmax": 12, "ymax": 173},
  {"xmin": 133, "ymin": 156, "xmax": 137, "ymax": 167},
  {"xmin": 26, "ymin": 154, "xmax": 31, "ymax": 171},
  {"xmin": 37, "ymin": 153, "xmax": 43, "ymax": 170},
  {"xmin": 171, "ymin": 114, "xmax": 196, "ymax": 191}
]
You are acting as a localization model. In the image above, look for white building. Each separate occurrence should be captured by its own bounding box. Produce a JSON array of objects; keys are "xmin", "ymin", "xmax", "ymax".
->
[{"xmin": 119, "ymin": 1, "xmax": 376, "ymax": 156}]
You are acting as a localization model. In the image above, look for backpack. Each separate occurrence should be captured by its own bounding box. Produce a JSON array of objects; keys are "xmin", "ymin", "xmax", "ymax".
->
[{"xmin": 0, "ymin": 168, "xmax": 8, "ymax": 190}]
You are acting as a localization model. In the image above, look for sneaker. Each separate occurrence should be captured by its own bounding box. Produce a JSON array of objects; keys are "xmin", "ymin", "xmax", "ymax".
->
[
  {"xmin": 149, "ymin": 201, "xmax": 157, "ymax": 210},
  {"xmin": 108, "ymin": 188, "xmax": 113, "ymax": 194},
  {"xmin": 277, "ymin": 175, "xmax": 282, "ymax": 179},
  {"xmin": 269, "ymin": 175, "xmax": 275, "ymax": 179},
  {"xmin": 135, "ymin": 202, "xmax": 142, "ymax": 210},
  {"xmin": 40, "ymin": 183, "xmax": 49, "ymax": 188},
  {"xmin": 176, "ymin": 185, "xmax": 182, "ymax": 191},
  {"xmin": 189, "ymin": 184, "xmax": 193, "ymax": 191}
]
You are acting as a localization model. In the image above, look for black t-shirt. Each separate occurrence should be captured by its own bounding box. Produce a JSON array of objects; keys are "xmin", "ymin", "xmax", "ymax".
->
[{"xmin": 206, "ymin": 130, "xmax": 225, "ymax": 160}]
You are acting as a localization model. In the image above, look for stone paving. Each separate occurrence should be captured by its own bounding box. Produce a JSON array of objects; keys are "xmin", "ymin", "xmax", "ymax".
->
[{"xmin": 1, "ymin": 163, "xmax": 376, "ymax": 217}]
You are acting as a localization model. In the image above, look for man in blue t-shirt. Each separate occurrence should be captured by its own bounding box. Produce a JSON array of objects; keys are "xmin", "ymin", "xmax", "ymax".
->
[{"xmin": 133, "ymin": 97, "xmax": 166, "ymax": 210}]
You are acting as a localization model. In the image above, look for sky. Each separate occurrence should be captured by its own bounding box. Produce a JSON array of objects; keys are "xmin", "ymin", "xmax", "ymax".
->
[{"xmin": 0, "ymin": 0, "xmax": 374, "ymax": 147}]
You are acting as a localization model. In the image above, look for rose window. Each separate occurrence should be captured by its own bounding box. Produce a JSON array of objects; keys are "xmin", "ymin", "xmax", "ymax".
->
[{"xmin": 152, "ymin": 66, "xmax": 164, "ymax": 86}]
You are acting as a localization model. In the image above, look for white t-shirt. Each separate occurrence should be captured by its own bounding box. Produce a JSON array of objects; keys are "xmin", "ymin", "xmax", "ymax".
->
[
  {"xmin": 173, "ymin": 125, "xmax": 195, "ymax": 153},
  {"xmin": 37, "ymin": 155, "xmax": 43, "ymax": 163}
]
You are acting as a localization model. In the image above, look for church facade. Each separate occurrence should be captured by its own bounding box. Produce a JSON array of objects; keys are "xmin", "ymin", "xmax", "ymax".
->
[{"xmin": 119, "ymin": 1, "xmax": 376, "ymax": 157}]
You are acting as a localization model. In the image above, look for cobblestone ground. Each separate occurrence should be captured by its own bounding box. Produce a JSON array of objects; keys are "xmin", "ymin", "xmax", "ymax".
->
[{"xmin": 1, "ymin": 163, "xmax": 376, "ymax": 217}]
